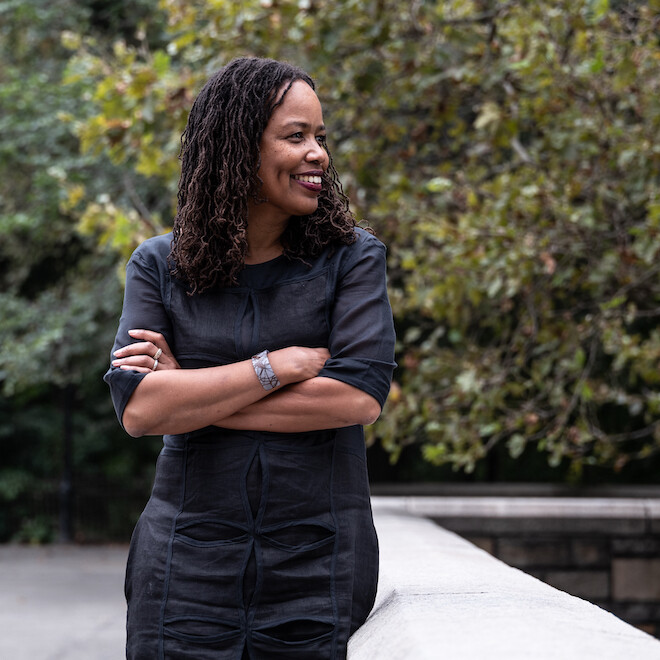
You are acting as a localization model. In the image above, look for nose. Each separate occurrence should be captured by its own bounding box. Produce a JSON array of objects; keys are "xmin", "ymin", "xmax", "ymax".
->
[{"xmin": 306, "ymin": 139, "xmax": 329, "ymax": 166}]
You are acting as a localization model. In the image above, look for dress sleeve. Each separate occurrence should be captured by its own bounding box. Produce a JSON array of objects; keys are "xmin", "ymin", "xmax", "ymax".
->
[
  {"xmin": 102, "ymin": 243, "xmax": 174, "ymax": 429},
  {"xmin": 317, "ymin": 232, "xmax": 397, "ymax": 408}
]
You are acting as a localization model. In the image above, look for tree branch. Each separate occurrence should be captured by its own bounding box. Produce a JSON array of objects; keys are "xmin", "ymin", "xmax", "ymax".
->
[{"xmin": 122, "ymin": 174, "xmax": 162, "ymax": 234}]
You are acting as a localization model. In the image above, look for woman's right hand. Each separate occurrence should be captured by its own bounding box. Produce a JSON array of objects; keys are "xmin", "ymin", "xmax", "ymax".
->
[{"xmin": 268, "ymin": 346, "xmax": 330, "ymax": 385}]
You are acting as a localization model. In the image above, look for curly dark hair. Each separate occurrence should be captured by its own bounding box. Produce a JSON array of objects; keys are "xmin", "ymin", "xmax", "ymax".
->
[{"xmin": 169, "ymin": 57, "xmax": 358, "ymax": 294}]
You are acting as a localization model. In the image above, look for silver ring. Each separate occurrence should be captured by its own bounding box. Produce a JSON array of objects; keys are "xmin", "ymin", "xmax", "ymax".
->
[
  {"xmin": 152, "ymin": 359, "xmax": 159, "ymax": 371},
  {"xmin": 153, "ymin": 348, "xmax": 163, "ymax": 360}
]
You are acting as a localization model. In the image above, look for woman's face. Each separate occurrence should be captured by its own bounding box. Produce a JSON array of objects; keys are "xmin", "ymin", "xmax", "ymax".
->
[{"xmin": 252, "ymin": 80, "xmax": 330, "ymax": 225}]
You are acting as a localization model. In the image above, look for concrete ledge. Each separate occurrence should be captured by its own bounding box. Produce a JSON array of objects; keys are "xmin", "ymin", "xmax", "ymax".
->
[
  {"xmin": 372, "ymin": 494, "xmax": 659, "ymax": 517},
  {"xmin": 348, "ymin": 500, "xmax": 660, "ymax": 660},
  {"xmin": 369, "ymin": 482, "xmax": 660, "ymax": 499},
  {"xmin": 372, "ymin": 495, "xmax": 660, "ymax": 535}
]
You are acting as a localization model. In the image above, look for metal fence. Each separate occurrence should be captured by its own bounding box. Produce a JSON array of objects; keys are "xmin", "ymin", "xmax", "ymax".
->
[{"xmin": 1, "ymin": 478, "xmax": 151, "ymax": 544}]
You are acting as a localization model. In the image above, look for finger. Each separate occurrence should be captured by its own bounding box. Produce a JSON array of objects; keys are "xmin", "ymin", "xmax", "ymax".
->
[
  {"xmin": 119, "ymin": 365, "xmax": 152, "ymax": 373},
  {"xmin": 128, "ymin": 329, "xmax": 171, "ymax": 354},
  {"xmin": 113, "ymin": 341, "xmax": 157, "ymax": 359},
  {"xmin": 112, "ymin": 355, "xmax": 158, "ymax": 370},
  {"xmin": 113, "ymin": 353, "xmax": 179, "ymax": 371}
]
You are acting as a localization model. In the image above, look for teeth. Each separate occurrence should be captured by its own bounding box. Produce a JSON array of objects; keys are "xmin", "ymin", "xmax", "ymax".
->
[{"xmin": 293, "ymin": 175, "xmax": 322, "ymax": 184}]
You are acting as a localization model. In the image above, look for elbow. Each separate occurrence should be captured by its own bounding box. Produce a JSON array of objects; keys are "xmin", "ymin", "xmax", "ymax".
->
[
  {"xmin": 121, "ymin": 404, "xmax": 150, "ymax": 438},
  {"xmin": 357, "ymin": 396, "xmax": 382, "ymax": 426},
  {"xmin": 122, "ymin": 420, "xmax": 146, "ymax": 439},
  {"xmin": 121, "ymin": 384, "xmax": 164, "ymax": 437}
]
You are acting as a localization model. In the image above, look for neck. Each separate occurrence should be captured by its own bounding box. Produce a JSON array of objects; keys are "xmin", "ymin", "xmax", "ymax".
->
[
  {"xmin": 244, "ymin": 243, "xmax": 284, "ymax": 265},
  {"xmin": 245, "ymin": 219, "xmax": 288, "ymax": 265}
]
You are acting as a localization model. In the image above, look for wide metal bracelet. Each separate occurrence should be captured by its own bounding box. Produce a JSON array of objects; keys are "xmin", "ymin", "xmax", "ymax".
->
[{"xmin": 251, "ymin": 349, "xmax": 280, "ymax": 391}]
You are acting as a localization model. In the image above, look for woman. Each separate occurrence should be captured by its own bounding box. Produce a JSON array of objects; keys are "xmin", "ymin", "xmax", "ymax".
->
[{"xmin": 105, "ymin": 57, "xmax": 396, "ymax": 659}]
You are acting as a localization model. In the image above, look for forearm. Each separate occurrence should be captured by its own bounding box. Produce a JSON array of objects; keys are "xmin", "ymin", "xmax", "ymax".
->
[
  {"xmin": 119, "ymin": 345, "xmax": 331, "ymax": 437},
  {"xmin": 214, "ymin": 377, "xmax": 382, "ymax": 433},
  {"xmin": 121, "ymin": 360, "xmax": 270, "ymax": 437}
]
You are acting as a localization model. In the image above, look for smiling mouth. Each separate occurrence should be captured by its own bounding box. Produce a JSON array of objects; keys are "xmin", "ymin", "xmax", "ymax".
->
[
  {"xmin": 291, "ymin": 174, "xmax": 323, "ymax": 184},
  {"xmin": 291, "ymin": 174, "xmax": 323, "ymax": 193}
]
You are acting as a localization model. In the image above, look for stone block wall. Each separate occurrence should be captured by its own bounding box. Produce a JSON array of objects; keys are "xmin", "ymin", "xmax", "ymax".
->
[
  {"xmin": 467, "ymin": 531, "xmax": 660, "ymax": 636},
  {"xmin": 371, "ymin": 490, "xmax": 660, "ymax": 638},
  {"xmin": 349, "ymin": 503, "xmax": 660, "ymax": 660}
]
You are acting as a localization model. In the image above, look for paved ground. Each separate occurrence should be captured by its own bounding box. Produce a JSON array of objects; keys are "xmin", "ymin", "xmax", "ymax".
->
[{"xmin": 0, "ymin": 544, "xmax": 128, "ymax": 659}]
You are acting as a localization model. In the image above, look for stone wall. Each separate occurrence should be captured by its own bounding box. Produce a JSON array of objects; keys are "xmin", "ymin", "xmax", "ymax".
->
[
  {"xmin": 371, "ymin": 490, "xmax": 660, "ymax": 637},
  {"xmin": 473, "ymin": 532, "xmax": 660, "ymax": 637},
  {"xmin": 349, "ymin": 501, "xmax": 660, "ymax": 659}
]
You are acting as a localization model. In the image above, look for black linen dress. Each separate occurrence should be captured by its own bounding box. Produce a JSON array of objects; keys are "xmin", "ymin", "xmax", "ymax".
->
[{"xmin": 104, "ymin": 227, "xmax": 396, "ymax": 660}]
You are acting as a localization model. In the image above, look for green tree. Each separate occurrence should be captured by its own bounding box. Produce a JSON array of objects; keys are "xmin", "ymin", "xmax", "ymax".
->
[
  {"xmin": 12, "ymin": 0, "xmax": 660, "ymax": 486},
  {"xmin": 0, "ymin": 0, "xmax": 163, "ymax": 541},
  {"xmin": 65, "ymin": 0, "xmax": 660, "ymax": 479}
]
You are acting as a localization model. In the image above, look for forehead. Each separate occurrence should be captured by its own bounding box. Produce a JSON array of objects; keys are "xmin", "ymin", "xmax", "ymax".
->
[{"xmin": 268, "ymin": 80, "xmax": 324, "ymax": 127}]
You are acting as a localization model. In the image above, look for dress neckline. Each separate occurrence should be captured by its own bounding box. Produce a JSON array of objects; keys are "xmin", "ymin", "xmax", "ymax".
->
[{"xmin": 243, "ymin": 254, "xmax": 286, "ymax": 268}]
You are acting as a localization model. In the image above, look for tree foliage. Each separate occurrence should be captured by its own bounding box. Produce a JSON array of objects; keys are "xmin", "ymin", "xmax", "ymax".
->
[
  {"xmin": 62, "ymin": 0, "xmax": 660, "ymax": 477},
  {"xmin": 0, "ymin": 0, "xmax": 162, "ymax": 541},
  {"xmin": 4, "ymin": 0, "xmax": 660, "ymax": 488},
  {"xmin": 0, "ymin": 0, "xmax": 127, "ymax": 395}
]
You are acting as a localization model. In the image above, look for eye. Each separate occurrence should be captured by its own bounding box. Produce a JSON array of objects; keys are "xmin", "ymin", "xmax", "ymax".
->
[
  {"xmin": 288, "ymin": 132, "xmax": 304, "ymax": 141},
  {"xmin": 316, "ymin": 134, "xmax": 328, "ymax": 147}
]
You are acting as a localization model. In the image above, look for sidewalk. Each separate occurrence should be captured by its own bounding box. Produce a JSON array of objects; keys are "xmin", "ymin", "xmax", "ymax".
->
[{"xmin": 0, "ymin": 544, "xmax": 127, "ymax": 659}]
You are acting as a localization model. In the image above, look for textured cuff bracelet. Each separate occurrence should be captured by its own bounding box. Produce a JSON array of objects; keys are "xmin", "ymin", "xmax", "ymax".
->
[{"xmin": 251, "ymin": 349, "xmax": 281, "ymax": 391}]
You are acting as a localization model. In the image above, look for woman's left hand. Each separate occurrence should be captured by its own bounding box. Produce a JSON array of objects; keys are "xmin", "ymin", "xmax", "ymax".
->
[{"xmin": 112, "ymin": 329, "xmax": 180, "ymax": 373}]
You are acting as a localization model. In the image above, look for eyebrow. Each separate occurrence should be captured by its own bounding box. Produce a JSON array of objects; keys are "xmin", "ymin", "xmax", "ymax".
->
[{"xmin": 282, "ymin": 120, "xmax": 326, "ymax": 132}]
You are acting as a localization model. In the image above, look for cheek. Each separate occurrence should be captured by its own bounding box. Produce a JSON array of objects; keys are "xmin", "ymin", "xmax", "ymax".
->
[{"xmin": 263, "ymin": 149, "xmax": 289, "ymax": 174}]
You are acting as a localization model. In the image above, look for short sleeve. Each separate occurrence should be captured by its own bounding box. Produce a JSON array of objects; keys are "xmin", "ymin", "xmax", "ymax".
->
[
  {"xmin": 103, "ymin": 237, "xmax": 174, "ymax": 429},
  {"xmin": 317, "ymin": 231, "xmax": 397, "ymax": 408}
]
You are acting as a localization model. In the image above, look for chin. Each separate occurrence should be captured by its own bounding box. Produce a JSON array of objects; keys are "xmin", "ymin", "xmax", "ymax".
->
[{"xmin": 292, "ymin": 202, "xmax": 320, "ymax": 217}]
